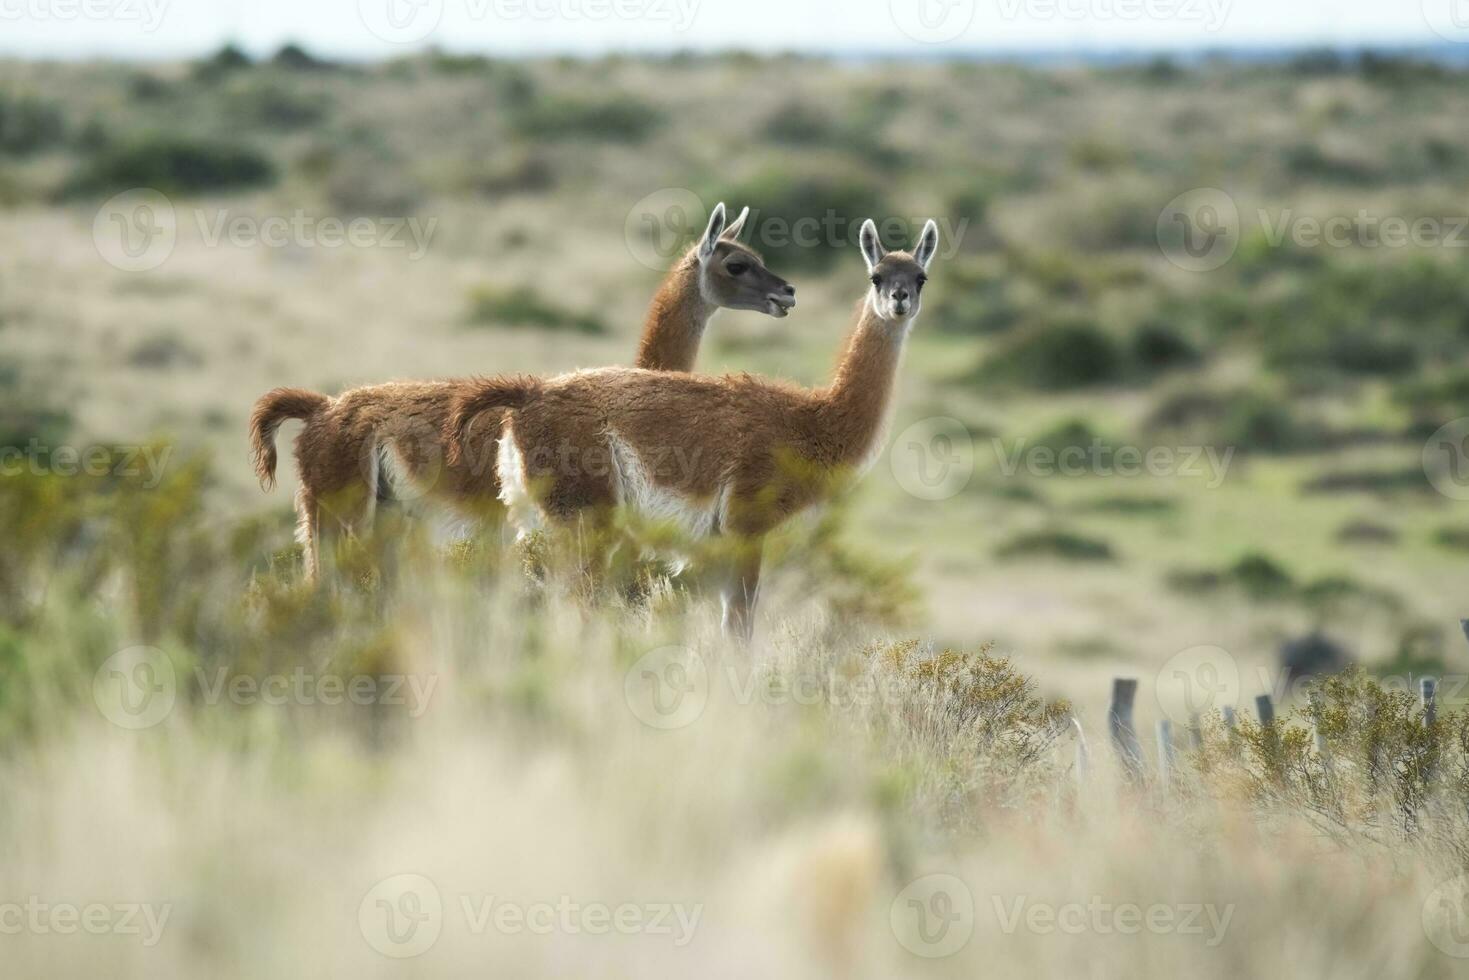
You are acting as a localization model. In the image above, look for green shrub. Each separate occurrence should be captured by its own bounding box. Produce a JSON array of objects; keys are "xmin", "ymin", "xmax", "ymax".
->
[
  {"xmin": 979, "ymin": 320, "xmax": 1125, "ymax": 389},
  {"xmin": 193, "ymin": 43, "xmax": 252, "ymax": 81},
  {"xmin": 512, "ymin": 94, "xmax": 661, "ymax": 142},
  {"xmin": 995, "ymin": 530, "xmax": 1115, "ymax": 563},
  {"xmin": 1167, "ymin": 552, "xmax": 1294, "ymax": 600},
  {"xmin": 0, "ymin": 94, "xmax": 66, "ymax": 156},
  {"xmin": 225, "ymin": 80, "xmax": 329, "ymax": 129},
  {"xmin": 67, "ymin": 136, "xmax": 275, "ymax": 197},
  {"xmin": 1432, "ymin": 527, "xmax": 1469, "ymax": 552},
  {"xmin": 1130, "ymin": 321, "xmax": 1200, "ymax": 373},
  {"xmin": 722, "ymin": 165, "xmax": 890, "ymax": 273},
  {"xmin": 270, "ymin": 43, "xmax": 333, "ymax": 71},
  {"xmin": 1216, "ymin": 393, "xmax": 1311, "ymax": 454},
  {"xmin": 465, "ymin": 285, "xmax": 607, "ymax": 335}
]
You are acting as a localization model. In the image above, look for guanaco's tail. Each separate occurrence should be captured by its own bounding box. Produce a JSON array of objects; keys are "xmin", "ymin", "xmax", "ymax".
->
[
  {"xmin": 249, "ymin": 387, "xmax": 331, "ymax": 490},
  {"xmin": 445, "ymin": 375, "xmax": 539, "ymax": 466}
]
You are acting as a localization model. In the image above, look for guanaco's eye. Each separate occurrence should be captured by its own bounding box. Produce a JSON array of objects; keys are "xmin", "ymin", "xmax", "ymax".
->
[
  {"xmin": 916, "ymin": 274, "xmax": 928, "ymax": 288},
  {"xmin": 727, "ymin": 262, "xmax": 749, "ymax": 276},
  {"xmin": 870, "ymin": 275, "xmax": 882, "ymax": 287}
]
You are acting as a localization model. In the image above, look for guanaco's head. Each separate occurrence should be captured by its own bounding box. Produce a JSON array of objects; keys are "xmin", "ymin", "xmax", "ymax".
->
[
  {"xmin": 696, "ymin": 202, "xmax": 797, "ymax": 318},
  {"xmin": 859, "ymin": 218, "xmax": 939, "ymax": 323}
]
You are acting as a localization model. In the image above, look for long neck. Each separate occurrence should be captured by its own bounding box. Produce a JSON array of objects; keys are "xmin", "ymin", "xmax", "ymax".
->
[
  {"xmin": 635, "ymin": 248, "xmax": 716, "ymax": 372},
  {"xmin": 817, "ymin": 298, "xmax": 911, "ymax": 465}
]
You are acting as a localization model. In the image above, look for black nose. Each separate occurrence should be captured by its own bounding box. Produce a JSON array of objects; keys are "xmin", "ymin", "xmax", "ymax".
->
[
  {"xmin": 894, "ymin": 288, "xmax": 910, "ymax": 301},
  {"xmin": 782, "ymin": 283, "xmax": 796, "ymax": 296}
]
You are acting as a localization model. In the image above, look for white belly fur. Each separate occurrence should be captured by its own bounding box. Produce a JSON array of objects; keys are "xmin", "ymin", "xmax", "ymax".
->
[{"xmin": 607, "ymin": 431, "xmax": 727, "ymax": 541}]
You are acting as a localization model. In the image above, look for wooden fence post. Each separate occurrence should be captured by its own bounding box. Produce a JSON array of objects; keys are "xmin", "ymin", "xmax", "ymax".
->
[
  {"xmin": 1073, "ymin": 717, "xmax": 1090, "ymax": 790},
  {"xmin": 1156, "ymin": 720, "xmax": 1176, "ymax": 791},
  {"xmin": 1187, "ymin": 713, "xmax": 1204, "ymax": 752},
  {"xmin": 1255, "ymin": 694, "xmax": 1275, "ymax": 728},
  {"xmin": 1109, "ymin": 678, "xmax": 1144, "ymax": 781},
  {"xmin": 1308, "ymin": 690, "xmax": 1330, "ymax": 764},
  {"xmin": 1421, "ymin": 677, "xmax": 1438, "ymax": 728}
]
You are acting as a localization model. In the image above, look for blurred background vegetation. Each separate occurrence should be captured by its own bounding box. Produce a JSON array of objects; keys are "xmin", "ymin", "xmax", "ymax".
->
[{"xmin": 2, "ymin": 44, "xmax": 1469, "ymax": 710}]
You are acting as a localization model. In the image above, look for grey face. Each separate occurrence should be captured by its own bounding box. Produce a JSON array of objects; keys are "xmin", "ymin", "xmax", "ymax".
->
[
  {"xmin": 703, "ymin": 240, "xmax": 797, "ymax": 318},
  {"xmin": 859, "ymin": 218, "xmax": 939, "ymax": 322},
  {"xmin": 867, "ymin": 253, "xmax": 928, "ymax": 321}
]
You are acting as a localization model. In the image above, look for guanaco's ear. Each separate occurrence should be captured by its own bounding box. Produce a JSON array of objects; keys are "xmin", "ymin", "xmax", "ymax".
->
[
  {"xmin": 914, "ymin": 219, "xmax": 940, "ymax": 270},
  {"xmin": 720, "ymin": 205, "xmax": 749, "ymax": 242},
  {"xmin": 859, "ymin": 219, "xmax": 885, "ymax": 272},
  {"xmin": 698, "ymin": 202, "xmax": 728, "ymax": 263}
]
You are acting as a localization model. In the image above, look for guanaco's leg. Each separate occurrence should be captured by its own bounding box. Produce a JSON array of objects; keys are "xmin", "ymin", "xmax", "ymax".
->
[{"xmin": 721, "ymin": 538, "xmax": 764, "ymax": 643}]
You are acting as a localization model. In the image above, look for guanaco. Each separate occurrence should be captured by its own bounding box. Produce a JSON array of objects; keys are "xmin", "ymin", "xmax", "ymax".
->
[
  {"xmin": 248, "ymin": 203, "xmax": 796, "ymax": 580},
  {"xmin": 446, "ymin": 218, "xmax": 940, "ymax": 640}
]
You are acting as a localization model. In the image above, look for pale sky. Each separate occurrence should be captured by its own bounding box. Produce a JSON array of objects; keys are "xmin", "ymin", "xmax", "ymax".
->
[{"xmin": 0, "ymin": 0, "xmax": 1462, "ymax": 60}]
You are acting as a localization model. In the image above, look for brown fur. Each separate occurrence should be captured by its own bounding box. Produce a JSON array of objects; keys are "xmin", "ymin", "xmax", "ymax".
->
[
  {"xmin": 249, "ymin": 388, "xmax": 331, "ymax": 489},
  {"xmin": 447, "ymin": 227, "xmax": 938, "ymax": 640},
  {"xmin": 249, "ymin": 207, "xmax": 792, "ymax": 581}
]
